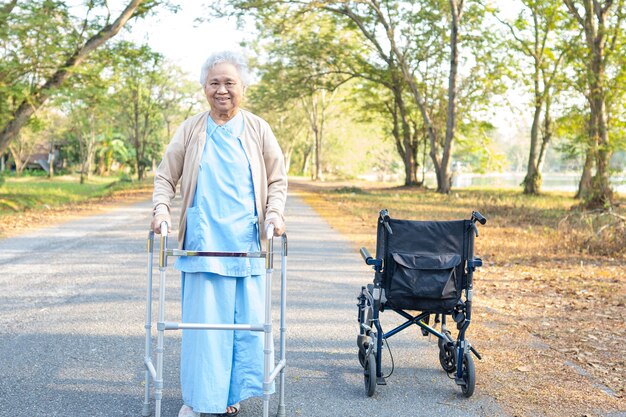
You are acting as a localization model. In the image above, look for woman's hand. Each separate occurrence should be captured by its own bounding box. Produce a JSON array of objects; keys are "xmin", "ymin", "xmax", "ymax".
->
[
  {"xmin": 265, "ymin": 216, "xmax": 285, "ymax": 236},
  {"xmin": 151, "ymin": 204, "xmax": 171, "ymax": 234}
]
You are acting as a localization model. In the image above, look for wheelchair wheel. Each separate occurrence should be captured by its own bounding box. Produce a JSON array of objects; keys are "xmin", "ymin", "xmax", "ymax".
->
[
  {"xmin": 358, "ymin": 347, "xmax": 366, "ymax": 368},
  {"xmin": 358, "ymin": 302, "xmax": 374, "ymax": 369},
  {"xmin": 364, "ymin": 351, "xmax": 376, "ymax": 397},
  {"xmin": 438, "ymin": 340, "xmax": 456, "ymax": 373},
  {"xmin": 437, "ymin": 330, "xmax": 449, "ymax": 351},
  {"xmin": 460, "ymin": 353, "xmax": 475, "ymax": 398}
]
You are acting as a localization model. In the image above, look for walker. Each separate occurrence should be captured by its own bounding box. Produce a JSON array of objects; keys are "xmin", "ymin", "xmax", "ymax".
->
[{"xmin": 142, "ymin": 222, "xmax": 288, "ymax": 417}]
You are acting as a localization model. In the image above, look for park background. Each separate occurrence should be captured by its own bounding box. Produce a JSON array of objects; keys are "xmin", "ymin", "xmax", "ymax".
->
[{"xmin": 0, "ymin": 1, "xmax": 624, "ymax": 416}]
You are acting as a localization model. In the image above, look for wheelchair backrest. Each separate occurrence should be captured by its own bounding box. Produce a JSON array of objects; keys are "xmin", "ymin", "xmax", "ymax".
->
[{"xmin": 374, "ymin": 215, "xmax": 471, "ymax": 309}]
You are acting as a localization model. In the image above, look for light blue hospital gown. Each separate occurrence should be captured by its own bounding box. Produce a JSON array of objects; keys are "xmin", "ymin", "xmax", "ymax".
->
[{"xmin": 174, "ymin": 112, "xmax": 271, "ymax": 413}]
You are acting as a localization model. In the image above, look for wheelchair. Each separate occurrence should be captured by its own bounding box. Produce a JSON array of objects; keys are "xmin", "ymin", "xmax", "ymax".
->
[{"xmin": 357, "ymin": 209, "xmax": 486, "ymax": 397}]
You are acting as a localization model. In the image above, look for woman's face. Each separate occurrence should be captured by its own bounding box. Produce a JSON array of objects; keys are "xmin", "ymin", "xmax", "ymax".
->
[{"xmin": 203, "ymin": 62, "xmax": 245, "ymax": 118}]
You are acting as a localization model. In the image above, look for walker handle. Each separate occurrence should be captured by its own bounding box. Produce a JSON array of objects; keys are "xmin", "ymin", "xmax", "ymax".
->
[
  {"xmin": 266, "ymin": 223, "xmax": 275, "ymax": 240},
  {"xmin": 159, "ymin": 222, "xmax": 168, "ymax": 267},
  {"xmin": 160, "ymin": 221, "xmax": 169, "ymax": 235}
]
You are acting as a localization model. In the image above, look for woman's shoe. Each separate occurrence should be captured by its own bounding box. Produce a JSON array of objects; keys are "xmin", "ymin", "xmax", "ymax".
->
[
  {"xmin": 219, "ymin": 402, "xmax": 240, "ymax": 417},
  {"xmin": 178, "ymin": 404, "xmax": 200, "ymax": 417}
]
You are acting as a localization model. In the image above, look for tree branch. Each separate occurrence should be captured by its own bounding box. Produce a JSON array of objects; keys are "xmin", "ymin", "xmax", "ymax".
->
[{"xmin": 0, "ymin": 0, "xmax": 151, "ymax": 154}]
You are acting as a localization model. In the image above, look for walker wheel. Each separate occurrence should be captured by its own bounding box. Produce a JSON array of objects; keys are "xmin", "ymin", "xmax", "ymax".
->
[
  {"xmin": 364, "ymin": 352, "xmax": 376, "ymax": 397},
  {"xmin": 460, "ymin": 353, "xmax": 475, "ymax": 397}
]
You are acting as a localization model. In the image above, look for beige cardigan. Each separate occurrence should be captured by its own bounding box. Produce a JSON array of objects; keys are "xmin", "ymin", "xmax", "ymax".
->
[{"xmin": 152, "ymin": 109, "xmax": 288, "ymax": 248}]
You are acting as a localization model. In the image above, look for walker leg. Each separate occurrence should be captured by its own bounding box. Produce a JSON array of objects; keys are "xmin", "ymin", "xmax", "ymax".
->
[
  {"xmin": 154, "ymin": 265, "xmax": 167, "ymax": 417},
  {"xmin": 143, "ymin": 233, "xmax": 155, "ymax": 417},
  {"xmin": 276, "ymin": 255, "xmax": 287, "ymax": 417},
  {"xmin": 263, "ymin": 235, "xmax": 274, "ymax": 417},
  {"xmin": 263, "ymin": 395, "xmax": 270, "ymax": 417},
  {"xmin": 263, "ymin": 270, "xmax": 273, "ymax": 417},
  {"xmin": 276, "ymin": 387, "xmax": 286, "ymax": 417},
  {"xmin": 142, "ymin": 371, "xmax": 151, "ymax": 416}
]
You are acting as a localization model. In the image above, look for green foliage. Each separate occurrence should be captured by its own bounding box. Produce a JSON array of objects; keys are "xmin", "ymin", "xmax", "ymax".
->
[
  {"xmin": 0, "ymin": 175, "xmax": 116, "ymax": 213},
  {"xmin": 0, "ymin": 1, "xmax": 76, "ymax": 129},
  {"xmin": 0, "ymin": 0, "xmax": 168, "ymax": 158},
  {"xmin": 108, "ymin": 41, "xmax": 203, "ymax": 180},
  {"xmin": 0, "ymin": 174, "xmax": 152, "ymax": 216},
  {"xmin": 454, "ymin": 121, "xmax": 506, "ymax": 174}
]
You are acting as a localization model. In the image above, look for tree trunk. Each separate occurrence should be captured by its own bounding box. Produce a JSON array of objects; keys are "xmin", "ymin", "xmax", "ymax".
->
[
  {"xmin": 397, "ymin": 89, "xmax": 418, "ymax": 186},
  {"xmin": 301, "ymin": 145, "xmax": 311, "ymax": 177},
  {"xmin": 389, "ymin": 86, "xmax": 418, "ymax": 186},
  {"xmin": 313, "ymin": 127, "xmax": 321, "ymax": 181},
  {"xmin": 434, "ymin": 0, "xmax": 464, "ymax": 194},
  {"xmin": 523, "ymin": 99, "xmax": 543, "ymax": 194},
  {"xmin": 576, "ymin": 147, "xmax": 594, "ymax": 200},
  {"xmin": 537, "ymin": 99, "xmax": 553, "ymax": 174},
  {"xmin": 8, "ymin": 146, "xmax": 25, "ymax": 176},
  {"xmin": 0, "ymin": 0, "xmax": 148, "ymax": 155},
  {"xmin": 48, "ymin": 140, "xmax": 55, "ymax": 178},
  {"xmin": 564, "ymin": 0, "xmax": 615, "ymax": 208},
  {"xmin": 586, "ymin": 95, "xmax": 612, "ymax": 207}
]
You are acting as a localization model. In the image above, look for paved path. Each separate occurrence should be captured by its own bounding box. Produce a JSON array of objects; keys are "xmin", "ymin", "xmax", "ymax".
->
[{"xmin": 0, "ymin": 193, "xmax": 506, "ymax": 417}]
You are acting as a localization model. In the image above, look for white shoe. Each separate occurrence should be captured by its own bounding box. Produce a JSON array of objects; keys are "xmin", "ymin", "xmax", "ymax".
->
[{"xmin": 178, "ymin": 405, "xmax": 200, "ymax": 417}]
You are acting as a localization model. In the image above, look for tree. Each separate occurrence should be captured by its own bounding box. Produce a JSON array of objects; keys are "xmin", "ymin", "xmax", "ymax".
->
[
  {"xmin": 216, "ymin": 1, "xmax": 502, "ymax": 189},
  {"xmin": 335, "ymin": 1, "xmax": 508, "ymax": 192},
  {"xmin": 0, "ymin": 0, "xmax": 165, "ymax": 155},
  {"xmin": 54, "ymin": 47, "xmax": 119, "ymax": 183},
  {"xmin": 246, "ymin": 12, "xmax": 358, "ymax": 180},
  {"xmin": 563, "ymin": 0, "xmax": 626, "ymax": 208},
  {"xmin": 496, "ymin": 0, "xmax": 573, "ymax": 194},
  {"xmin": 246, "ymin": 93, "xmax": 309, "ymax": 174},
  {"xmin": 331, "ymin": 0, "xmax": 466, "ymax": 193},
  {"xmin": 349, "ymin": 71, "xmax": 424, "ymax": 185},
  {"xmin": 96, "ymin": 135, "xmax": 130, "ymax": 176},
  {"xmin": 110, "ymin": 42, "xmax": 173, "ymax": 181},
  {"xmin": 8, "ymin": 127, "xmax": 38, "ymax": 176}
]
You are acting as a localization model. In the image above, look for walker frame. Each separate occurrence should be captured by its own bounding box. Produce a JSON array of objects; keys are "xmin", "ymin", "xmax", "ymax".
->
[{"xmin": 142, "ymin": 222, "xmax": 288, "ymax": 417}]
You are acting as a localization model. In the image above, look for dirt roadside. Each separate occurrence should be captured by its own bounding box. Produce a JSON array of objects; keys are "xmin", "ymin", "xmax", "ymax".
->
[
  {"xmin": 0, "ymin": 187, "xmax": 154, "ymax": 239},
  {"xmin": 288, "ymin": 179, "xmax": 625, "ymax": 417}
]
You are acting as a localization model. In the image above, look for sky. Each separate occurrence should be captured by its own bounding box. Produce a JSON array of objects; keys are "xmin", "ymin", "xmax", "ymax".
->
[{"xmin": 119, "ymin": 3, "xmax": 250, "ymax": 82}]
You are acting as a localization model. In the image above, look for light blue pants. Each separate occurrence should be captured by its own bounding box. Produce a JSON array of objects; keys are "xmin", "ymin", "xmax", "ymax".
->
[{"xmin": 180, "ymin": 272, "xmax": 273, "ymax": 414}]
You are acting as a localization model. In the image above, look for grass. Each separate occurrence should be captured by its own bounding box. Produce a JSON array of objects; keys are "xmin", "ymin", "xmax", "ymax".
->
[
  {"xmin": 289, "ymin": 178, "xmax": 625, "ymax": 417},
  {"xmin": 0, "ymin": 175, "xmax": 114, "ymax": 211},
  {"xmin": 0, "ymin": 174, "xmax": 153, "ymax": 237}
]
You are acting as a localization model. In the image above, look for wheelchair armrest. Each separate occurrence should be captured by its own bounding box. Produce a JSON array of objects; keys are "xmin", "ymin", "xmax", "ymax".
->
[
  {"xmin": 360, "ymin": 247, "xmax": 382, "ymax": 269},
  {"xmin": 467, "ymin": 257, "xmax": 483, "ymax": 269}
]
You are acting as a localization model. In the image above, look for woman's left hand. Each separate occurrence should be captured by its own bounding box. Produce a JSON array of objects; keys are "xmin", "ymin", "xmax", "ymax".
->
[{"xmin": 265, "ymin": 216, "xmax": 285, "ymax": 236}]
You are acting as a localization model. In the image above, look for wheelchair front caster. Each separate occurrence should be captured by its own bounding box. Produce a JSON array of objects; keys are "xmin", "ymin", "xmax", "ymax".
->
[
  {"xmin": 438, "ymin": 331, "xmax": 456, "ymax": 373},
  {"xmin": 364, "ymin": 351, "xmax": 376, "ymax": 397},
  {"xmin": 459, "ymin": 353, "xmax": 475, "ymax": 397}
]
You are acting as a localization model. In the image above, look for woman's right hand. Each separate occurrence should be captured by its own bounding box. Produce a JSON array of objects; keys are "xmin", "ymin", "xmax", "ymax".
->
[{"xmin": 151, "ymin": 205, "xmax": 171, "ymax": 234}]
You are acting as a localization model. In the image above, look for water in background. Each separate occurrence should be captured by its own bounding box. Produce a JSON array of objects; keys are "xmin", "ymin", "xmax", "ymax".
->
[{"xmin": 442, "ymin": 172, "xmax": 626, "ymax": 193}]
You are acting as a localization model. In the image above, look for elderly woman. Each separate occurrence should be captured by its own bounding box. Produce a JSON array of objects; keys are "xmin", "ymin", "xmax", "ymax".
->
[{"xmin": 151, "ymin": 51, "xmax": 287, "ymax": 417}]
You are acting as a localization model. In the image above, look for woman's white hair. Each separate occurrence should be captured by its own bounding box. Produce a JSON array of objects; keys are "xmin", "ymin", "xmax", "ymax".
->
[{"xmin": 199, "ymin": 51, "xmax": 251, "ymax": 88}]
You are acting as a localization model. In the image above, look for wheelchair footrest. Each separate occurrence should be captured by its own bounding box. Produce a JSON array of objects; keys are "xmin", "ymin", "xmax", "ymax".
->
[
  {"xmin": 470, "ymin": 345, "xmax": 482, "ymax": 360},
  {"xmin": 377, "ymin": 375, "xmax": 387, "ymax": 385}
]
